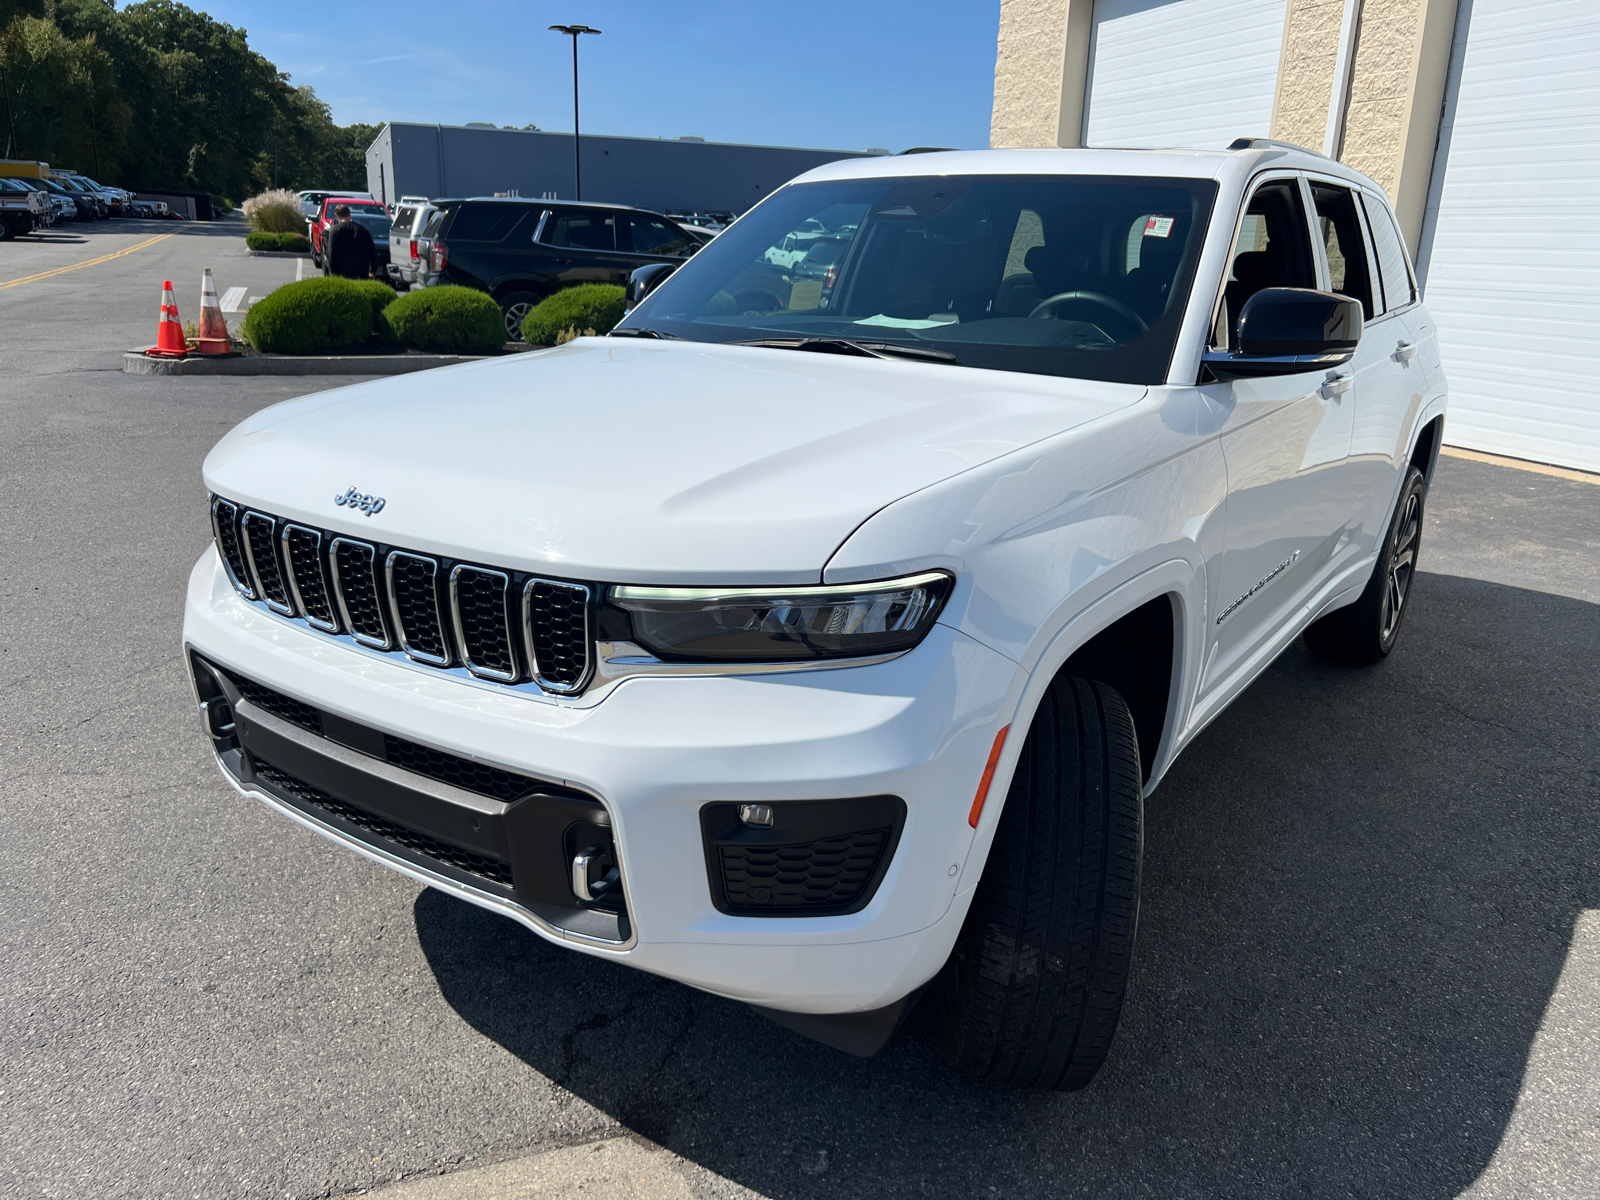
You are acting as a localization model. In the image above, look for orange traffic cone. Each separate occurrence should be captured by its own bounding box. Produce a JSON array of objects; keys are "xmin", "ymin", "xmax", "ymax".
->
[
  {"xmin": 149, "ymin": 280, "xmax": 188, "ymax": 358},
  {"xmin": 195, "ymin": 268, "xmax": 231, "ymax": 355}
]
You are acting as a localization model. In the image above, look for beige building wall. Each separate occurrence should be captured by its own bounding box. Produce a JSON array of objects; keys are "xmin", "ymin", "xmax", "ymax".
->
[
  {"xmin": 992, "ymin": 0, "xmax": 1459, "ymax": 249},
  {"xmin": 1269, "ymin": 0, "xmax": 1348, "ymax": 150},
  {"xmin": 990, "ymin": 0, "xmax": 1094, "ymax": 149}
]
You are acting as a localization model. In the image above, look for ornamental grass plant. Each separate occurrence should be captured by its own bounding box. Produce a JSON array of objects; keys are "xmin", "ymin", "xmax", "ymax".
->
[{"xmin": 242, "ymin": 188, "xmax": 305, "ymax": 234}]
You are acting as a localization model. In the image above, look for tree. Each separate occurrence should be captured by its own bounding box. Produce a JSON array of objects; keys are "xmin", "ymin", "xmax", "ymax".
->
[{"xmin": 3, "ymin": 0, "xmax": 378, "ymax": 196}]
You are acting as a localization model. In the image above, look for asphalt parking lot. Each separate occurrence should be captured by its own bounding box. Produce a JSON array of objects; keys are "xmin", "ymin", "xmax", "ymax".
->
[{"xmin": 2, "ymin": 221, "xmax": 1597, "ymax": 1199}]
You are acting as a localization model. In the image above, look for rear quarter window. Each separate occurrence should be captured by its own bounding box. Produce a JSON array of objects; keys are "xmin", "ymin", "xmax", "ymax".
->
[{"xmin": 447, "ymin": 203, "xmax": 535, "ymax": 242}]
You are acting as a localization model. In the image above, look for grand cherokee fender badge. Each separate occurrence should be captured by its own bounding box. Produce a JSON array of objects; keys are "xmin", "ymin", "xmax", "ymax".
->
[
  {"xmin": 1217, "ymin": 550, "xmax": 1300, "ymax": 625},
  {"xmin": 334, "ymin": 486, "xmax": 385, "ymax": 516}
]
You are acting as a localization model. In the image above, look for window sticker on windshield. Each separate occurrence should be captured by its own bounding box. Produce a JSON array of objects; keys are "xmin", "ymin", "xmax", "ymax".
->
[
  {"xmin": 789, "ymin": 281, "xmax": 823, "ymax": 312},
  {"xmin": 1143, "ymin": 216, "xmax": 1175, "ymax": 238}
]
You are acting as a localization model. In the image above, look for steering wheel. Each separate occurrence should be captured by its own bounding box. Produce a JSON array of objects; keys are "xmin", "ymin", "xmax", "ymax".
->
[{"xmin": 1028, "ymin": 290, "xmax": 1148, "ymax": 338}]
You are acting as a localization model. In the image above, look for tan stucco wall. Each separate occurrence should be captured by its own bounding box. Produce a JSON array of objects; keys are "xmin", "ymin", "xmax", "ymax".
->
[
  {"xmin": 1270, "ymin": 0, "xmax": 1347, "ymax": 150},
  {"xmin": 990, "ymin": 0, "xmax": 1456, "ymax": 249},
  {"xmin": 1337, "ymin": 0, "xmax": 1459, "ymax": 249},
  {"xmin": 990, "ymin": 0, "xmax": 1094, "ymax": 148}
]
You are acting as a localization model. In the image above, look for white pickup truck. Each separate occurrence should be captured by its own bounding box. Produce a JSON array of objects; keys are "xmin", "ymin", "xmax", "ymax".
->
[{"xmin": 185, "ymin": 141, "xmax": 1446, "ymax": 1090}]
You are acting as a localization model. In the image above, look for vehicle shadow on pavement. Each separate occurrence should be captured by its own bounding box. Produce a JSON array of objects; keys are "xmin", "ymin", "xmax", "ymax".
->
[{"xmin": 415, "ymin": 570, "xmax": 1600, "ymax": 1199}]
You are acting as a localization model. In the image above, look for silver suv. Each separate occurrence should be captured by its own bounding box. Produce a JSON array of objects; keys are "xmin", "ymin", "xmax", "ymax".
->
[{"xmin": 387, "ymin": 196, "xmax": 436, "ymax": 288}]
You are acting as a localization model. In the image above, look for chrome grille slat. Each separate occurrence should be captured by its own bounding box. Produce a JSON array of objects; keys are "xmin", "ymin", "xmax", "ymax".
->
[
  {"xmin": 387, "ymin": 551, "xmax": 451, "ymax": 666},
  {"xmin": 329, "ymin": 538, "xmax": 391, "ymax": 649},
  {"xmin": 281, "ymin": 524, "xmax": 340, "ymax": 633},
  {"xmin": 450, "ymin": 566, "xmax": 519, "ymax": 682},
  {"xmin": 523, "ymin": 579, "xmax": 592, "ymax": 693},
  {"xmin": 211, "ymin": 497, "xmax": 593, "ymax": 697},
  {"xmin": 210, "ymin": 498, "xmax": 255, "ymax": 598},
  {"xmin": 241, "ymin": 511, "xmax": 293, "ymax": 615}
]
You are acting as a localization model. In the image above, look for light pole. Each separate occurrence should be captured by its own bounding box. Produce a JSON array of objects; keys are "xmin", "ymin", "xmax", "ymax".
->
[{"xmin": 548, "ymin": 24, "xmax": 600, "ymax": 201}]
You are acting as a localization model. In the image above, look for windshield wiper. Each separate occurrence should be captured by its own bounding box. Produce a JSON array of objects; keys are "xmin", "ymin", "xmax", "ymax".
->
[
  {"xmin": 608, "ymin": 326, "xmax": 682, "ymax": 339},
  {"xmin": 733, "ymin": 337, "xmax": 958, "ymax": 364}
]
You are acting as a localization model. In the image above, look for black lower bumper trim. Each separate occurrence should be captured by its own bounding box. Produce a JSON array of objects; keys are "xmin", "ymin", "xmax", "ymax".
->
[
  {"xmin": 750, "ymin": 984, "xmax": 928, "ymax": 1057},
  {"xmin": 190, "ymin": 652, "xmax": 630, "ymax": 942}
]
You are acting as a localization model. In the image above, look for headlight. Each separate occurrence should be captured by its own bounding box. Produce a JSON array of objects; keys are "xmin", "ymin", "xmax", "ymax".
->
[{"xmin": 607, "ymin": 571, "xmax": 953, "ymax": 662}]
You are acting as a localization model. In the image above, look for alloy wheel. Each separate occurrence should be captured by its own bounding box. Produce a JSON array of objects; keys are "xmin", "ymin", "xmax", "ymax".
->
[
  {"xmin": 1381, "ymin": 490, "xmax": 1421, "ymax": 642},
  {"xmin": 504, "ymin": 303, "xmax": 531, "ymax": 342}
]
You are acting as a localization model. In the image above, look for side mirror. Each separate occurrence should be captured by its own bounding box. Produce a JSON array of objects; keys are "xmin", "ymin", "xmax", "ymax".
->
[
  {"xmin": 625, "ymin": 262, "xmax": 678, "ymax": 312},
  {"xmin": 1202, "ymin": 287, "xmax": 1362, "ymax": 381}
]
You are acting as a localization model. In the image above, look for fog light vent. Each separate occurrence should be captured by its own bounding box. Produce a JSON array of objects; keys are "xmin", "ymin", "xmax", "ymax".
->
[{"xmin": 700, "ymin": 796, "xmax": 905, "ymax": 917}]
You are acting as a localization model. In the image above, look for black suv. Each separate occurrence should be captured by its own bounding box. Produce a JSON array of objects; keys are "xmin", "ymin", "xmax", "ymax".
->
[{"xmin": 420, "ymin": 198, "xmax": 699, "ymax": 339}]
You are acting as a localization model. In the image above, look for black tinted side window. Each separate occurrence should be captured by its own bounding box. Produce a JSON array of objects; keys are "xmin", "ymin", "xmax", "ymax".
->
[
  {"xmin": 1361, "ymin": 193, "xmax": 1416, "ymax": 312},
  {"xmin": 543, "ymin": 209, "xmax": 617, "ymax": 250},
  {"xmin": 1220, "ymin": 179, "xmax": 1316, "ymax": 343},
  {"xmin": 447, "ymin": 203, "xmax": 532, "ymax": 242},
  {"xmin": 1311, "ymin": 183, "xmax": 1375, "ymax": 318},
  {"xmin": 628, "ymin": 215, "xmax": 692, "ymax": 256}
]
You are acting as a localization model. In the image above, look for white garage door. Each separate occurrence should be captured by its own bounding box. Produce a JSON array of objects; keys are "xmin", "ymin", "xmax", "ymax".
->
[
  {"xmin": 1419, "ymin": 0, "xmax": 1600, "ymax": 472},
  {"xmin": 1082, "ymin": 0, "xmax": 1288, "ymax": 149}
]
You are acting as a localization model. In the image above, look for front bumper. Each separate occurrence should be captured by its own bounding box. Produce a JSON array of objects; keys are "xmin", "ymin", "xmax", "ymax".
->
[{"xmin": 184, "ymin": 548, "xmax": 1017, "ymax": 1013}]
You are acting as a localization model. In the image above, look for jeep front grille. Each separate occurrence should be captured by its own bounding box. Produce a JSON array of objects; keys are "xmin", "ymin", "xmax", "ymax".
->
[{"xmin": 210, "ymin": 497, "xmax": 593, "ymax": 695}]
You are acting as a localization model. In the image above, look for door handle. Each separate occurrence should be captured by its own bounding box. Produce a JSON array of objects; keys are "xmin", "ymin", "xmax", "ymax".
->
[
  {"xmin": 1393, "ymin": 341, "xmax": 1416, "ymax": 363},
  {"xmin": 1319, "ymin": 375, "xmax": 1352, "ymax": 401}
]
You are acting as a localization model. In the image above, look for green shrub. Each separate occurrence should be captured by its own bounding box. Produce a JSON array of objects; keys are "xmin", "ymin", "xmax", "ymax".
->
[
  {"xmin": 385, "ymin": 286, "xmax": 504, "ymax": 354},
  {"xmin": 245, "ymin": 231, "xmax": 278, "ymax": 251},
  {"xmin": 241, "ymin": 277, "xmax": 375, "ymax": 355},
  {"xmin": 348, "ymin": 278, "xmax": 400, "ymax": 344},
  {"xmin": 520, "ymin": 284, "xmax": 627, "ymax": 346},
  {"xmin": 275, "ymin": 232, "xmax": 309, "ymax": 252}
]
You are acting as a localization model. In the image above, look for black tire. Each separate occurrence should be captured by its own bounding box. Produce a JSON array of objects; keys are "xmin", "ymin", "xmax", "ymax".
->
[
  {"xmin": 498, "ymin": 290, "xmax": 546, "ymax": 342},
  {"xmin": 938, "ymin": 676, "xmax": 1143, "ymax": 1091},
  {"xmin": 1304, "ymin": 465, "xmax": 1426, "ymax": 665}
]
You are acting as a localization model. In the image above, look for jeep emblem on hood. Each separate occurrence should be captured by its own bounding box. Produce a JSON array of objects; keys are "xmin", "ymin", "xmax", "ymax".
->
[{"xmin": 334, "ymin": 486, "xmax": 385, "ymax": 516}]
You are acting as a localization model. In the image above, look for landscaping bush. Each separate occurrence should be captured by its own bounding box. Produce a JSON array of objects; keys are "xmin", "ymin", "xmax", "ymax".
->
[
  {"xmin": 275, "ymin": 232, "xmax": 309, "ymax": 252},
  {"xmin": 385, "ymin": 286, "xmax": 504, "ymax": 354},
  {"xmin": 245, "ymin": 231, "xmax": 278, "ymax": 251},
  {"xmin": 519, "ymin": 284, "xmax": 627, "ymax": 346},
  {"xmin": 348, "ymin": 278, "xmax": 400, "ymax": 344},
  {"xmin": 242, "ymin": 187, "xmax": 304, "ymax": 234},
  {"xmin": 241, "ymin": 277, "xmax": 376, "ymax": 355}
]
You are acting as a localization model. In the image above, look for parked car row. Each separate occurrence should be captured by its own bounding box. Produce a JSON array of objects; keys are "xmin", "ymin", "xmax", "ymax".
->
[
  {"xmin": 400, "ymin": 196, "xmax": 712, "ymax": 339},
  {"xmin": 291, "ymin": 185, "xmax": 721, "ymax": 340},
  {"xmin": 0, "ymin": 161, "xmax": 178, "ymax": 239}
]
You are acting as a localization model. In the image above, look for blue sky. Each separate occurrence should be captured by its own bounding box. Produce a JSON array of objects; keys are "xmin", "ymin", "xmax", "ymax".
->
[{"xmin": 203, "ymin": 2, "xmax": 1000, "ymax": 152}]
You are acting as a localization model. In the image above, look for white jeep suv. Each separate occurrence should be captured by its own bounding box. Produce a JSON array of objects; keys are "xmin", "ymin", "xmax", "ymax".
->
[{"xmin": 185, "ymin": 141, "xmax": 1446, "ymax": 1089}]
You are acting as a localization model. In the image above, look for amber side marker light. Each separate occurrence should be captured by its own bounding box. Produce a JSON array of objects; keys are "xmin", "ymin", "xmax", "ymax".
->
[{"xmin": 967, "ymin": 725, "xmax": 1011, "ymax": 828}]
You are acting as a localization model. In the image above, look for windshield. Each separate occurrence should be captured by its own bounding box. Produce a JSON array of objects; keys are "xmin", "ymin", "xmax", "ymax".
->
[
  {"xmin": 620, "ymin": 174, "xmax": 1216, "ymax": 383},
  {"xmin": 349, "ymin": 212, "xmax": 391, "ymax": 237}
]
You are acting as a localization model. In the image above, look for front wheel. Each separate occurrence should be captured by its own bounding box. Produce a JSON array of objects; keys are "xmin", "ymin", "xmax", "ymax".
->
[
  {"xmin": 937, "ymin": 675, "xmax": 1143, "ymax": 1090},
  {"xmin": 1304, "ymin": 465, "xmax": 1427, "ymax": 664},
  {"xmin": 499, "ymin": 290, "xmax": 546, "ymax": 342}
]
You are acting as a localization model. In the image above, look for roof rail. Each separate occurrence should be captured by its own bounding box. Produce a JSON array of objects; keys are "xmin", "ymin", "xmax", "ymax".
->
[
  {"xmin": 1227, "ymin": 137, "xmax": 1329, "ymax": 158},
  {"xmin": 899, "ymin": 146, "xmax": 956, "ymax": 155}
]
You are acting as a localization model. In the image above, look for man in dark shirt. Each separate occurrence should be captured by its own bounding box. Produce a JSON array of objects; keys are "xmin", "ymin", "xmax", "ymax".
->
[{"xmin": 327, "ymin": 205, "xmax": 378, "ymax": 278}]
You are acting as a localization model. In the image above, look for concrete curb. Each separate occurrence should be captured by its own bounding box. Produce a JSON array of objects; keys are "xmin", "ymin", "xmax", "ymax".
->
[
  {"xmin": 122, "ymin": 350, "xmax": 498, "ymax": 377},
  {"xmin": 247, "ymin": 249, "xmax": 313, "ymax": 258}
]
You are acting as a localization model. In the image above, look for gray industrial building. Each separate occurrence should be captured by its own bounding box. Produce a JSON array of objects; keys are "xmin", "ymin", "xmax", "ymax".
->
[{"xmin": 364, "ymin": 123, "xmax": 881, "ymax": 215}]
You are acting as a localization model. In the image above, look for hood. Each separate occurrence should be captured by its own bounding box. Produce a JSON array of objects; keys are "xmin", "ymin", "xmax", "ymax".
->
[{"xmin": 203, "ymin": 339, "xmax": 1143, "ymax": 584}]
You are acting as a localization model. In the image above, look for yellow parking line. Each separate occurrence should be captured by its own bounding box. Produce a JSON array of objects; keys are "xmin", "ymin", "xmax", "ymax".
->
[
  {"xmin": 0, "ymin": 233, "xmax": 174, "ymax": 291},
  {"xmin": 1441, "ymin": 445, "xmax": 1600, "ymax": 486}
]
